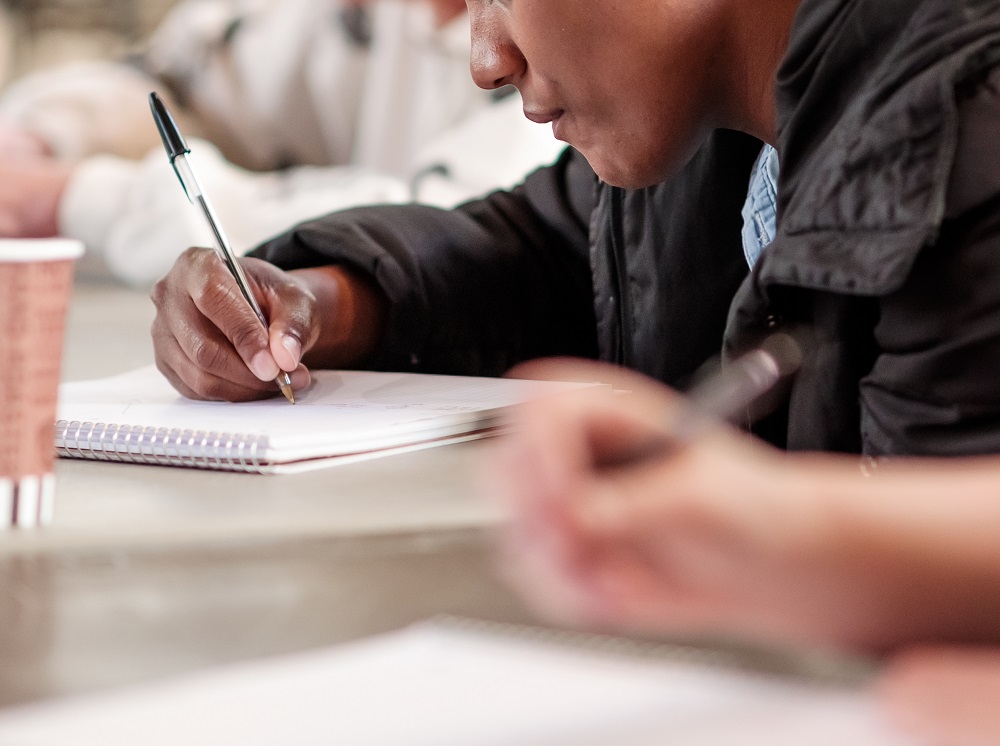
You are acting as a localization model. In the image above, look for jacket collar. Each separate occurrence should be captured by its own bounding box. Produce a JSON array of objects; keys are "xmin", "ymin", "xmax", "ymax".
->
[{"xmin": 758, "ymin": 0, "xmax": 1000, "ymax": 295}]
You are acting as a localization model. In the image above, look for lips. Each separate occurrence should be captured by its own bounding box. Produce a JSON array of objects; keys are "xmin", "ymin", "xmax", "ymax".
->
[
  {"xmin": 522, "ymin": 108, "xmax": 563, "ymax": 125},
  {"xmin": 523, "ymin": 108, "xmax": 569, "ymax": 142}
]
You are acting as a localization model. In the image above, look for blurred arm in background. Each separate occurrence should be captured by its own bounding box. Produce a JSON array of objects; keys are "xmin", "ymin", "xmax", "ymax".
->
[{"xmin": 0, "ymin": 0, "xmax": 564, "ymax": 286}]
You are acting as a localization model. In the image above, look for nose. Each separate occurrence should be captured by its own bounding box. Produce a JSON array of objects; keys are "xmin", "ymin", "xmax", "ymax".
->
[{"xmin": 469, "ymin": 5, "xmax": 525, "ymax": 91}]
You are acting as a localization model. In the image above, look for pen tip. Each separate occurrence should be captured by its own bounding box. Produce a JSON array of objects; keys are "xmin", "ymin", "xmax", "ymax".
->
[{"xmin": 278, "ymin": 379, "xmax": 295, "ymax": 404}]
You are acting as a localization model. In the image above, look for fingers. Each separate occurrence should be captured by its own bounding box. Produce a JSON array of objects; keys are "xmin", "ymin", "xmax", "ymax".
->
[
  {"xmin": 485, "ymin": 434, "xmax": 610, "ymax": 627},
  {"xmin": 507, "ymin": 357, "xmax": 680, "ymax": 401},
  {"xmin": 489, "ymin": 417, "xmax": 709, "ymax": 632},
  {"xmin": 271, "ymin": 330, "xmax": 303, "ymax": 373},
  {"xmin": 489, "ymin": 380, "xmax": 668, "ymax": 559},
  {"xmin": 152, "ymin": 251, "xmax": 271, "ymax": 400},
  {"xmin": 251, "ymin": 261, "xmax": 321, "ymax": 372},
  {"xmin": 151, "ymin": 248, "xmax": 317, "ymax": 401},
  {"xmin": 508, "ymin": 358, "xmax": 693, "ymax": 462},
  {"xmin": 154, "ymin": 336, "xmax": 272, "ymax": 402}
]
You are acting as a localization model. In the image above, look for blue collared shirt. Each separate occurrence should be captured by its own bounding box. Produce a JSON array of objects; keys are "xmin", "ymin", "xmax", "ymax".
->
[{"xmin": 740, "ymin": 144, "xmax": 779, "ymax": 268}]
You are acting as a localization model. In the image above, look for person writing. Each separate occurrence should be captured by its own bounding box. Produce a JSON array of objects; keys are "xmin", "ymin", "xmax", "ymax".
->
[{"xmin": 150, "ymin": 0, "xmax": 1000, "ymax": 462}]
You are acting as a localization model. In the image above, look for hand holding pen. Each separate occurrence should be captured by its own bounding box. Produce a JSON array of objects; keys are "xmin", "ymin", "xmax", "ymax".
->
[
  {"xmin": 149, "ymin": 92, "xmax": 295, "ymax": 403},
  {"xmin": 147, "ymin": 93, "xmax": 388, "ymax": 403}
]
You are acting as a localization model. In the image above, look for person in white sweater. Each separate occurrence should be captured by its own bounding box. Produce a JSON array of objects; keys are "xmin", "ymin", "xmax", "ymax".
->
[{"xmin": 0, "ymin": 0, "xmax": 564, "ymax": 286}]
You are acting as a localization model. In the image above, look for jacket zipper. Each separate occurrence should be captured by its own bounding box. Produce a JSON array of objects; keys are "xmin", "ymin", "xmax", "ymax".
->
[{"xmin": 609, "ymin": 189, "xmax": 633, "ymax": 365}]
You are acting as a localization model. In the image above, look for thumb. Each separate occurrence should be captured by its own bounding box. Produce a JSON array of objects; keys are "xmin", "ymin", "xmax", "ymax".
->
[{"xmin": 270, "ymin": 326, "xmax": 304, "ymax": 373}]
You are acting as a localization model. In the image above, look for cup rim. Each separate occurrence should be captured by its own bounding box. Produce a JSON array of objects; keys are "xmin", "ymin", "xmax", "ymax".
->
[{"xmin": 0, "ymin": 238, "xmax": 85, "ymax": 263}]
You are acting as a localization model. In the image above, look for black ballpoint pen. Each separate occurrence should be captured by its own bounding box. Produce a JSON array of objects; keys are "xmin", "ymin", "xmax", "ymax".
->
[{"xmin": 149, "ymin": 92, "xmax": 295, "ymax": 404}]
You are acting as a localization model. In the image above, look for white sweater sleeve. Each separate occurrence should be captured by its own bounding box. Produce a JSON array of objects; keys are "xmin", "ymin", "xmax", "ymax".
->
[{"xmin": 60, "ymin": 140, "xmax": 411, "ymax": 288}]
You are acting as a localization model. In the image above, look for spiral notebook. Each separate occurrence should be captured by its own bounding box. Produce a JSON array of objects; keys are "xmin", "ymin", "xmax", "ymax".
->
[
  {"xmin": 55, "ymin": 366, "xmax": 596, "ymax": 474},
  {"xmin": 0, "ymin": 618, "xmax": 912, "ymax": 745}
]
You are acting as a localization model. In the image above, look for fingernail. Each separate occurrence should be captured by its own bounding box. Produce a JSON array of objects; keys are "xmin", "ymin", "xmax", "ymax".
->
[
  {"xmin": 250, "ymin": 350, "xmax": 280, "ymax": 381},
  {"xmin": 281, "ymin": 335, "xmax": 302, "ymax": 366}
]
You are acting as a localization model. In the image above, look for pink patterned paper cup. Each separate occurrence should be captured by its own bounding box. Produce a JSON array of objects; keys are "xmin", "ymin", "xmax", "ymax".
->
[{"xmin": 0, "ymin": 238, "xmax": 84, "ymax": 529}]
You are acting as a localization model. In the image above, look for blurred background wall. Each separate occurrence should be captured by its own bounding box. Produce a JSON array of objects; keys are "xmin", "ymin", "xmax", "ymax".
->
[{"xmin": 0, "ymin": 0, "xmax": 181, "ymax": 84}]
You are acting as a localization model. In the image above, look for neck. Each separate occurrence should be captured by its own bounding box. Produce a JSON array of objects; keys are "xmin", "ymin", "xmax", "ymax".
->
[{"xmin": 715, "ymin": 0, "xmax": 801, "ymax": 145}]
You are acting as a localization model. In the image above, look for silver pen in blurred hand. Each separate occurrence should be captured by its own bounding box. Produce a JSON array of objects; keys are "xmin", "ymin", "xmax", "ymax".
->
[
  {"xmin": 621, "ymin": 332, "xmax": 803, "ymax": 465},
  {"xmin": 673, "ymin": 331, "xmax": 802, "ymax": 439}
]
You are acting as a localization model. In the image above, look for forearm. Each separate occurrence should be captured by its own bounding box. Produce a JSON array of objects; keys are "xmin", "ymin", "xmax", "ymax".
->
[
  {"xmin": 252, "ymin": 149, "xmax": 599, "ymax": 376},
  {"xmin": 785, "ymin": 453, "xmax": 1000, "ymax": 648}
]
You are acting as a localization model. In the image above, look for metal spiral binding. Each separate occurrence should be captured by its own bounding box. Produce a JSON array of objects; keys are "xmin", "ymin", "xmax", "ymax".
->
[{"xmin": 55, "ymin": 420, "xmax": 269, "ymax": 474}]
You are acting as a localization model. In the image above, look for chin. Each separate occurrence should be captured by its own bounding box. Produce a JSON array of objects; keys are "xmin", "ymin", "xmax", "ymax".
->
[{"xmin": 584, "ymin": 150, "xmax": 666, "ymax": 190}]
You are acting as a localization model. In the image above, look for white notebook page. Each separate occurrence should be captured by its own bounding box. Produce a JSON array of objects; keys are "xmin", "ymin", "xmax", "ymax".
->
[{"xmin": 57, "ymin": 366, "xmax": 597, "ymax": 464}]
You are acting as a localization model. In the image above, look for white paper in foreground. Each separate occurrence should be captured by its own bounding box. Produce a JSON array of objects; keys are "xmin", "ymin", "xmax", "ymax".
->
[{"xmin": 0, "ymin": 621, "xmax": 919, "ymax": 746}]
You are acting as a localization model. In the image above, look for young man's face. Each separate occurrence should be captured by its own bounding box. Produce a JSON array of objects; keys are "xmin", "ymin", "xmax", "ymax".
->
[{"xmin": 467, "ymin": 0, "xmax": 724, "ymax": 188}]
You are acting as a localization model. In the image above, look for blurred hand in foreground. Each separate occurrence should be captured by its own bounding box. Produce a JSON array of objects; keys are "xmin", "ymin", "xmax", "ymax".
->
[{"xmin": 485, "ymin": 359, "xmax": 1000, "ymax": 652}]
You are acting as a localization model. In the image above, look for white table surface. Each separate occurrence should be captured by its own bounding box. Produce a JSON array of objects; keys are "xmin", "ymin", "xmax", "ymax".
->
[{"xmin": 0, "ymin": 279, "xmax": 533, "ymax": 706}]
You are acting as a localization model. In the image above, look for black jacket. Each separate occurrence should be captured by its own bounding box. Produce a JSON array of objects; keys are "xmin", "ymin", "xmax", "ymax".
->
[
  {"xmin": 251, "ymin": 134, "xmax": 760, "ymax": 388},
  {"xmin": 737, "ymin": 0, "xmax": 1000, "ymax": 455},
  {"xmin": 253, "ymin": 0, "xmax": 1000, "ymax": 457}
]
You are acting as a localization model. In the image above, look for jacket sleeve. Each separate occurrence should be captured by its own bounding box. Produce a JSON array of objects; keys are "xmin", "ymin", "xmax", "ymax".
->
[
  {"xmin": 249, "ymin": 147, "xmax": 599, "ymax": 376},
  {"xmin": 861, "ymin": 65, "xmax": 1000, "ymax": 455}
]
